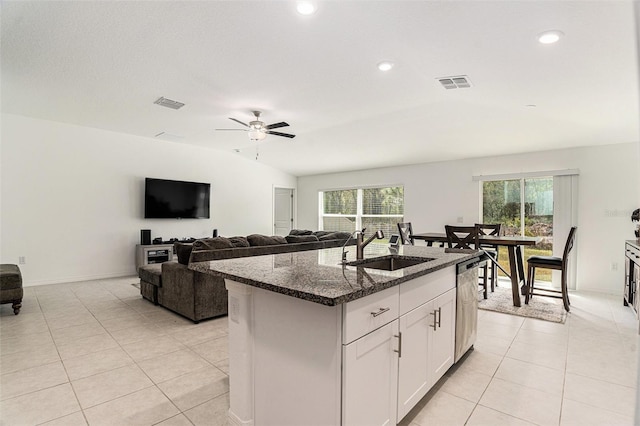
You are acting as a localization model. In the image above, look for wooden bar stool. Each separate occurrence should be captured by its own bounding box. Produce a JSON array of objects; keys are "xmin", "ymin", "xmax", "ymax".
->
[
  {"xmin": 525, "ymin": 227, "xmax": 577, "ymax": 312},
  {"xmin": 445, "ymin": 225, "xmax": 489, "ymax": 299},
  {"xmin": 397, "ymin": 222, "xmax": 415, "ymax": 245},
  {"xmin": 475, "ymin": 223, "xmax": 502, "ymax": 292}
]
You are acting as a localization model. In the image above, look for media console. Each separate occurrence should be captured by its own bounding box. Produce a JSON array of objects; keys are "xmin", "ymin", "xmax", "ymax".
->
[{"xmin": 136, "ymin": 244, "xmax": 174, "ymax": 269}]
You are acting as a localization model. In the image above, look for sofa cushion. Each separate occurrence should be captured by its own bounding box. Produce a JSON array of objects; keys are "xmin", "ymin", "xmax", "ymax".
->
[
  {"xmin": 289, "ymin": 229, "xmax": 313, "ymax": 236},
  {"xmin": 228, "ymin": 236, "xmax": 250, "ymax": 248},
  {"xmin": 317, "ymin": 231, "xmax": 353, "ymax": 241},
  {"xmin": 312, "ymin": 230, "xmax": 332, "ymax": 238},
  {"xmin": 247, "ymin": 234, "xmax": 288, "ymax": 246},
  {"xmin": 285, "ymin": 235, "xmax": 319, "ymax": 244},
  {"xmin": 138, "ymin": 264, "xmax": 162, "ymax": 287},
  {"xmin": 193, "ymin": 237, "xmax": 234, "ymax": 251},
  {"xmin": 175, "ymin": 243, "xmax": 194, "ymax": 265}
]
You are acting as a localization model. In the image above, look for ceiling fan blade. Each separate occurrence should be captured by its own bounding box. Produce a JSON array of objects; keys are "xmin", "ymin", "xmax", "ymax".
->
[
  {"xmin": 265, "ymin": 121, "xmax": 289, "ymax": 130},
  {"xmin": 266, "ymin": 131, "xmax": 296, "ymax": 139},
  {"xmin": 228, "ymin": 117, "xmax": 249, "ymax": 127}
]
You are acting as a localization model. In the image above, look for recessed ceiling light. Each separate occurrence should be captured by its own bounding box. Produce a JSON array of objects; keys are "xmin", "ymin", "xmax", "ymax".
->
[
  {"xmin": 538, "ymin": 30, "xmax": 564, "ymax": 44},
  {"xmin": 296, "ymin": 1, "xmax": 316, "ymax": 15},
  {"xmin": 377, "ymin": 61, "xmax": 394, "ymax": 72}
]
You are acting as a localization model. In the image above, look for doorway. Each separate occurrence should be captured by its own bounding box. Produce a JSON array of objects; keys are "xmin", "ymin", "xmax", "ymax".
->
[{"xmin": 274, "ymin": 187, "xmax": 294, "ymax": 236}]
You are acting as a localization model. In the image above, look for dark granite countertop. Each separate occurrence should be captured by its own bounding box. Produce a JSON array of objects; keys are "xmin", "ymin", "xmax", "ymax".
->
[{"xmin": 189, "ymin": 244, "xmax": 481, "ymax": 306}]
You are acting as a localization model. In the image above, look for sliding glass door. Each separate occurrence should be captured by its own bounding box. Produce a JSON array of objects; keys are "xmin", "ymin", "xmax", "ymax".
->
[{"xmin": 482, "ymin": 177, "xmax": 554, "ymax": 282}]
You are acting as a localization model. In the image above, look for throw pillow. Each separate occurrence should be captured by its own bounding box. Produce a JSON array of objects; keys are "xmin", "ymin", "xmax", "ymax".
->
[
  {"xmin": 289, "ymin": 229, "xmax": 313, "ymax": 236},
  {"xmin": 193, "ymin": 237, "xmax": 234, "ymax": 251},
  {"xmin": 285, "ymin": 235, "xmax": 319, "ymax": 243},
  {"xmin": 175, "ymin": 243, "xmax": 194, "ymax": 265},
  {"xmin": 247, "ymin": 234, "xmax": 288, "ymax": 246},
  {"xmin": 228, "ymin": 236, "xmax": 250, "ymax": 248}
]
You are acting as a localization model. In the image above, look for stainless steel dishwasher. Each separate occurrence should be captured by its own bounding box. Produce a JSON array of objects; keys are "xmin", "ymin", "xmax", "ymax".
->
[{"xmin": 455, "ymin": 257, "xmax": 480, "ymax": 362}]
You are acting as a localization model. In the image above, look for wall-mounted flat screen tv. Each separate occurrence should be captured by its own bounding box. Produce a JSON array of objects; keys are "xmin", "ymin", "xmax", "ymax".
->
[{"xmin": 144, "ymin": 178, "xmax": 210, "ymax": 219}]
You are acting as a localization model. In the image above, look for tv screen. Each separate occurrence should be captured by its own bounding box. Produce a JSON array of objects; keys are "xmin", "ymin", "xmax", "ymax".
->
[{"xmin": 144, "ymin": 178, "xmax": 210, "ymax": 219}]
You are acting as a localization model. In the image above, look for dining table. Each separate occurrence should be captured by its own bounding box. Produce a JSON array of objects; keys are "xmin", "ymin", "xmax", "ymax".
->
[{"xmin": 412, "ymin": 232, "xmax": 541, "ymax": 307}]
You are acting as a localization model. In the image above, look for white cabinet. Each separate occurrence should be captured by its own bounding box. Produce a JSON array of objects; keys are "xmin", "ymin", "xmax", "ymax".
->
[
  {"xmin": 427, "ymin": 288, "xmax": 456, "ymax": 386},
  {"xmin": 397, "ymin": 287, "xmax": 456, "ymax": 422},
  {"xmin": 342, "ymin": 266, "xmax": 457, "ymax": 425},
  {"xmin": 342, "ymin": 320, "xmax": 399, "ymax": 426},
  {"xmin": 397, "ymin": 300, "xmax": 431, "ymax": 419}
]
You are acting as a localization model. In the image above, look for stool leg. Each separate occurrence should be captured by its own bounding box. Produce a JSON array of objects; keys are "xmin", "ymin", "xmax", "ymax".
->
[
  {"xmin": 12, "ymin": 299, "xmax": 22, "ymax": 315},
  {"xmin": 525, "ymin": 265, "xmax": 534, "ymax": 304},
  {"xmin": 490, "ymin": 261, "xmax": 496, "ymax": 292},
  {"xmin": 561, "ymin": 271, "xmax": 570, "ymax": 312}
]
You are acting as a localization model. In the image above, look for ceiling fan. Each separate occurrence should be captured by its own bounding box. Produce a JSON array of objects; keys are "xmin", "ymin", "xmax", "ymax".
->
[{"xmin": 217, "ymin": 111, "xmax": 296, "ymax": 141}]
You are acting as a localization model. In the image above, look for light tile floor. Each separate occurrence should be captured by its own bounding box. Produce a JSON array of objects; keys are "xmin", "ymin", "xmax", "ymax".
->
[{"xmin": 0, "ymin": 277, "xmax": 637, "ymax": 425}]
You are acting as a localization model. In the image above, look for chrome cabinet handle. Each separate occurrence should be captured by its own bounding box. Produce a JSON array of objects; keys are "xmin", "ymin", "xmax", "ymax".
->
[
  {"xmin": 394, "ymin": 332, "xmax": 402, "ymax": 358},
  {"xmin": 371, "ymin": 307, "xmax": 390, "ymax": 317},
  {"xmin": 431, "ymin": 307, "xmax": 442, "ymax": 330}
]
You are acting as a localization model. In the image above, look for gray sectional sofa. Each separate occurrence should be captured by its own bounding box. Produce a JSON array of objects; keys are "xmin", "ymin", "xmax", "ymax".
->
[{"xmin": 138, "ymin": 231, "xmax": 353, "ymax": 323}]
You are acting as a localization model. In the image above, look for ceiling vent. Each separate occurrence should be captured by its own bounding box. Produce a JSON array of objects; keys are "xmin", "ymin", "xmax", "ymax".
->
[
  {"xmin": 154, "ymin": 97, "xmax": 185, "ymax": 110},
  {"xmin": 437, "ymin": 76, "xmax": 472, "ymax": 89}
]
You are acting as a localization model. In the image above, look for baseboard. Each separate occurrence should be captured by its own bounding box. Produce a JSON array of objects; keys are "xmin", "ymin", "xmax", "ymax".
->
[{"xmin": 22, "ymin": 271, "xmax": 137, "ymax": 287}]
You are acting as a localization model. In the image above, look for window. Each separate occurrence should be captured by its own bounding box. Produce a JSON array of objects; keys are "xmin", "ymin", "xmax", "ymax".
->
[{"xmin": 320, "ymin": 186, "xmax": 404, "ymax": 239}]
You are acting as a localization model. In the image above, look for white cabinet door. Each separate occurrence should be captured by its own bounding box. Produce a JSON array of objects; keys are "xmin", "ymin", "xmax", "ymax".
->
[
  {"xmin": 397, "ymin": 301, "xmax": 432, "ymax": 422},
  {"xmin": 343, "ymin": 320, "xmax": 399, "ymax": 426},
  {"xmin": 428, "ymin": 288, "xmax": 456, "ymax": 388}
]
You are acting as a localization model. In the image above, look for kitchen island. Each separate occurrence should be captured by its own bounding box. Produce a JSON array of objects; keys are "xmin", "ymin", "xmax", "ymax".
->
[{"xmin": 190, "ymin": 244, "xmax": 480, "ymax": 426}]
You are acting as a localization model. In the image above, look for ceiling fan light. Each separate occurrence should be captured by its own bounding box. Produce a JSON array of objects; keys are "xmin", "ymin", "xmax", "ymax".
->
[{"xmin": 248, "ymin": 129, "xmax": 266, "ymax": 141}]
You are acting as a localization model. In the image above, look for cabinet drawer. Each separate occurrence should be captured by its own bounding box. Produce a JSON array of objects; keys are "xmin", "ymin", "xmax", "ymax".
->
[{"xmin": 343, "ymin": 286, "xmax": 399, "ymax": 344}]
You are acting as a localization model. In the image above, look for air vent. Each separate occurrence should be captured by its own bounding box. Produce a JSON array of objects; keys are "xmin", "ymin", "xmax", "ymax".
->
[
  {"xmin": 154, "ymin": 97, "xmax": 185, "ymax": 110},
  {"xmin": 437, "ymin": 76, "xmax": 472, "ymax": 89}
]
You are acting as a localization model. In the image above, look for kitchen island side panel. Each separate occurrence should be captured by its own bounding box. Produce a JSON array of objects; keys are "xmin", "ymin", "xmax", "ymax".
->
[{"xmin": 253, "ymin": 285, "xmax": 343, "ymax": 425}]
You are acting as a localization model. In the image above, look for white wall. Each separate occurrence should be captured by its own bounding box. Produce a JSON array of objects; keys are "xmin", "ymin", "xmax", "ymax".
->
[
  {"xmin": 0, "ymin": 114, "xmax": 296, "ymax": 286},
  {"xmin": 297, "ymin": 143, "xmax": 639, "ymax": 295}
]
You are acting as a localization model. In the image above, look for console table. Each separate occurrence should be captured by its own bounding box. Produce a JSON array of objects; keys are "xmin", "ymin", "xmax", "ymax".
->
[{"xmin": 135, "ymin": 244, "xmax": 174, "ymax": 269}]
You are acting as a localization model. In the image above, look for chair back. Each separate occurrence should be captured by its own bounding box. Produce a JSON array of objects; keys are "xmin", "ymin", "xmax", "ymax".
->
[
  {"xmin": 445, "ymin": 225, "xmax": 479, "ymax": 249},
  {"xmin": 475, "ymin": 223, "xmax": 501, "ymax": 236},
  {"xmin": 397, "ymin": 222, "xmax": 414, "ymax": 245},
  {"xmin": 562, "ymin": 226, "xmax": 578, "ymax": 265},
  {"xmin": 475, "ymin": 223, "xmax": 501, "ymax": 249}
]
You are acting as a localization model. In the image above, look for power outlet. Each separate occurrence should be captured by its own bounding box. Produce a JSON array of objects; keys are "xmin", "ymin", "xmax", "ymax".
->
[
  {"xmin": 611, "ymin": 262, "xmax": 618, "ymax": 271},
  {"xmin": 457, "ymin": 216, "xmax": 464, "ymax": 224},
  {"xmin": 18, "ymin": 256, "xmax": 26, "ymax": 265}
]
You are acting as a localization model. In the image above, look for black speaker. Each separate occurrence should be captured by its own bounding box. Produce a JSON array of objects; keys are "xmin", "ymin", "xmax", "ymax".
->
[
  {"xmin": 213, "ymin": 229, "xmax": 218, "ymax": 237},
  {"xmin": 141, "ymin": 229, "xmax": 151, "ymax": 245}
]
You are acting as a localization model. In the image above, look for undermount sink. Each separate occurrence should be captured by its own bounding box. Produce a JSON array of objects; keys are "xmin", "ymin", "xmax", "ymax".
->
[{"xmin": 345, "ymin": 255, "xmax": 435, "ymax": 271}]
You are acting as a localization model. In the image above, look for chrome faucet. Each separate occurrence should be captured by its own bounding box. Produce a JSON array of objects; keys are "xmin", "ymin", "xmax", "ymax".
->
[
  {"xmin": 356, "ymin": 229, "xmax": 385, "ymax": 259},
  {"xmin": 341, "ymin": 230, "xmax": 360, "ymax": 264}
]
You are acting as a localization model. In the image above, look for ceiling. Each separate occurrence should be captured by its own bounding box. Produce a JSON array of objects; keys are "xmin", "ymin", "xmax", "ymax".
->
[{"xmin": 2, "ymin": 1, "xmax": 639, "ymax": 177}]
